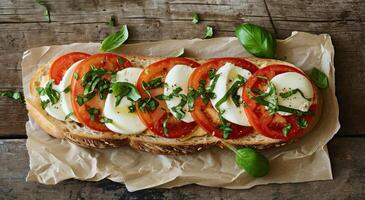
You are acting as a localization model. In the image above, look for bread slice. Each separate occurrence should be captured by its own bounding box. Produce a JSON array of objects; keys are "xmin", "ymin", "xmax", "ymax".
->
[{"xmin": 26, "ymin": 55, "xmax": 321, "ymax": 155}]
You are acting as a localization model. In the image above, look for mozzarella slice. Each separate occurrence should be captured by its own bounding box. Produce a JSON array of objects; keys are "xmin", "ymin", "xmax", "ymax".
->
[
  {"xmin": 270, "ymin": 72, "xmax": 314, "ymax": 116},
  {"xmin": 58, "ymin": 60, "xmax": 83, "ymax": 122},
  {"xmin": 103, "ymin": 68, "xmax": 147, "ymax": 134},
  {"xmin": 39, "ymin": 78, "xmax": 66, "ymax": 121},
  {"xmin": 210, "ymin": 63, "xmax": 252, "ymax": 126},
  {"xmin": 164, "ymin": 64, "xmax": 195, "ymax": 123}
]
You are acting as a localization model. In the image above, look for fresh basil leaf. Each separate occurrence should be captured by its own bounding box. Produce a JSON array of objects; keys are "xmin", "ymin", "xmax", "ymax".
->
[
  {"xmin": 100, "ymin": 116, "xmax": 113, "ymax": 123},
  {"xmin": 297, "ymin": 118, "xmax": 308, "ymax": 128},
  {"xmin": 279, "ymin": 88, "xmax": 311, "ymax": 101},
  {"xmin": 73, "ymin": 72, "xmax": 79, "ymax": 80},
  {"xmin": 235, "ymin": 23, "xmax": 276, "ymax": 58},
  {"xmin": 192, "ymin": 13, "xmax": 199, "ymax": 24},
  {"xmin": 310, "ymin": 68, "xmax": 328, "ymax": 89},
  {"xmin": 204, "ymin": 26, "xmax": 213, "ymax": 38},
  {"xmin": 0, "ymin": 90, "xmax": 25, "ymax": 104},
  {"xmin": 282, "ymin": 123, "xmax": 292, "ymax": 136},
  {"xmin": 235, "ymin": 148, "xmax": 270, "ymax": 177},
  {"xmin": 63, "ymin": 85, "xmax": 71, "ymax": 93},
  {"xmin": 215, "ymin": 75, "xmax": 245, "ymax": 110},
  {"xmin": 36, "ymin": 0, "xmax": 50, "ymax": 23},
  {"xmin": 138, "ymin": 98, "xmax": 159, "ymax": 112},
  {"xmin": 187, "ymin": 87, "xmax": 199, "ymax": 111},
  {"xmin": 168, "ymin": 48, "xmax": 185, "ymax": 57},
  {"xmin": 38, "ymin": 81, "xmax": 60, "ymax": 105},
  {"xmin": 100, "ymin": 25, "xmax": 129, "ymax": 52},
  {"xmin": 40, "ymin": 99, "xmax": 50, "ymax": 109}
]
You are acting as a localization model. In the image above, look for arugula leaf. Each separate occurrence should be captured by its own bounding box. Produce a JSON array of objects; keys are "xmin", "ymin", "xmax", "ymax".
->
[
  {"xmin": 279, "ymin": 88, "xmax": 311, "ymax": 101},
  {"xmin": 163, "ymin": 115, "xmax": 169, "ymax": 136},
  {"xmin": 192, "ymin": 13, "xmax": 199, "ymax": 24},
  {"xmin": 235, "ymin": 23, "xmax": 276, "ymax": 58},
  {"xmin": 101, "ymin": 25, "xmax": 129, "ymax": 52},
  {"xmin": 100, "ymin": 116, "xmax": 113, "ymax": 123},
  {"xmin": 168, "ymin": 48, "xmax": 185, "ymax": 57},
  {"xmin": 282, "ymin": 123, "xmax": 292, "ymax": 136},
  {"xmin": 204, "ymin": 26, "xmax": 213, "ymax": 38},
  {"xmin": 297, "ymin": 118, "xmax": 308, "ymax": 128},
  {"xmin": 36, "ymin": 0, "xmax": 50, "ymax": 23},
  {"xmin": 310, "ymin": 68, "xmax": 328, "ymax": 89},
  {"xmin": 111, "ymin": 82, "xmax": 141, "ymax": 107},
  {"xmin": 0, "ymin": 90, "xmax": 25, "ymax": 103},
  {"xmin": 86, "ymin": 107, "xmax": 99, "ymax": 121},
  {"xmin": 142, "ymin": 77, "xmax": 164, "ymax": 89}
]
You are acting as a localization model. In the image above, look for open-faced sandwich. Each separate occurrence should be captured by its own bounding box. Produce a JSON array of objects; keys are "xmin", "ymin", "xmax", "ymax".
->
[{"xmin": 26, "ymin": 52, "xmax": 322, "ymax": 155}]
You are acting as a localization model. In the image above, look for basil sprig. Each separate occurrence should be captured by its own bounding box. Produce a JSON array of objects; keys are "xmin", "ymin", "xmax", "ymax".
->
[
  {"xmin": 101, "ymin": 25, "xmax": 129, "ymax": 52},
  {"xmin": 111, "ymin": 82, "xmax": 141, "ymax": 107},
  {"xmin": 0, "ymin": 90, "xmax": 25, "ymax": 104},
  {"xmin": 221, "ymin": 140, "xmax": 270, "ymax": 177},
  {"xmin": 235, "ymin": 23, "xmax": 276, "ymax": 58},
  {"xmin": 310, "ymin": 68, "xmax": 328, "ymax": 89}
]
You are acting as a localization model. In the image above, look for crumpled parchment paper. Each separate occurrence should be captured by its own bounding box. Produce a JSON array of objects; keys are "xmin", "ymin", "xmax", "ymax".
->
[{"xmin": 22, "ymin": 32, "xmax": 340, "ymax": 192}]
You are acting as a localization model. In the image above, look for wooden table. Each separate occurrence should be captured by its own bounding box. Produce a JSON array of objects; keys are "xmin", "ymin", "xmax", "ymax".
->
[{"xmin": 0, "ymin": 0, "xmax": 364, "ymax": 199}]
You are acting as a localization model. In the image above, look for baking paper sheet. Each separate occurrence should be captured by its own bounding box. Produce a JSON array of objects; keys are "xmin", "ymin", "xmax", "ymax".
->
[{"xmin": 22, "ymin": 32, "xmax": 340, "ymax": 192}]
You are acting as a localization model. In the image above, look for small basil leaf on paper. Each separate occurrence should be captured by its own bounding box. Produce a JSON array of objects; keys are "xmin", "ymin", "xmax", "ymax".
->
[
  {"xmin": 36, "ymin": 0, "xmax": 51, "ymax": 23},
  {"xmin": 235, "ymin": 148, "xmax": 270, "ymax": 177},
  {"xmin": 204, "ymin": 26, "xmax": 214, "ymax": 38},
  {"xmin": 101, "ymin": 25, "xmax": 129, "ymax": 52},
  {"xmin": 0, "ymin": 90, "xmax": 25, "ymax": 104},
  {"xmin": 310, "ymin": 68, "xmax": 328, "ymax": 89},
  {"xmin": 192, "ymin": 13, "xmax": 199, "ymax": 24},
  {"xmin": 235, "ymin": 23, "xmax": 276, "ymax": 58},
  {"xmin": 168, "ymin": 48, "xmax": 184, "ymax": 57}
]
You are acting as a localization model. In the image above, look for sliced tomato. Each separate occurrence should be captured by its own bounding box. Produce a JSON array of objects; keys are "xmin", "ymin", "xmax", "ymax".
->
[
  {"xmin": 71, "ymin": 53, "xmax": 132, "ymax": 132},
  {"xmin": 188, "ymin": 58, "xmax": 258, "ymax": 139},
  {"xmin": 136, "ymin": 58, "xmax": 200, "ymax": 138},
  {"xmin": 243, "ymin": 64, "xmax": 319, "ymax": 140},
  {"xmin": 50, "ymin": 52, "xmax": 90, "ymax": 84}
]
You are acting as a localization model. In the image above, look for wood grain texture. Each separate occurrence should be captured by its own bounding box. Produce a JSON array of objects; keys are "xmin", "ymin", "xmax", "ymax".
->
[{"xmin": 0, "ymin": 138, "xmax": 364, "ymax": 199}]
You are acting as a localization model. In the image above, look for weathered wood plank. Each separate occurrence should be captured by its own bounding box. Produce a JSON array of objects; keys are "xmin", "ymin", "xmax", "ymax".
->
[{"xmin": 0, "ymin": 138, "xmax": 364, "ymax": 199}]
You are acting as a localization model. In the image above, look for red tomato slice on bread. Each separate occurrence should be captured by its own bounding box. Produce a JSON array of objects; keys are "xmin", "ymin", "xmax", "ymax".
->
[
  {"xmin": 188, "ymin": 58, "xmax": 258, "ymax": 139},
  {"xmin": 71, "ymin": 53, "xmax": 133, "ymax": 132},
  {"xmin": 136, "ymin": 58, "xmax": 200, "ymax": 138},
  {"xmin": 50, "ymin": 52, "xmax": 90, "ymax": 84},
  {"xmin": 243, "ymin": 64, "xmax": 320, "ymax": 140}
]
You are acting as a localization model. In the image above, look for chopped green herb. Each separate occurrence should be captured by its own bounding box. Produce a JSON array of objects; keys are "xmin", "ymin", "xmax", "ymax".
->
[
  {"xmin": 101, "ymin": 25, "xmax": 129, "ymax": 52},
  {"xmin": 163, "ymin": 115, "xmax": 170, "ymax": 136},
  {"xmin": 100, "ymin": 116, "xmax": 113, "ymax": 123},
  {"xmin": 128, "ymin": 100, "xmax": 136, "ymax": 113},
  {"xmin": 215, "ymin": 75, "xmax": 245, "ymax": 110},
  {"xmin": 187, "ymin": 87, "xmax": 200, "ymax": 111},
  {"xmin": 297, "ymin": 118, "xmax": 308, "ymax": 128},
  {"xmin": 279, "ymin": 88, "xmax": 311, "ymax": 101},
  {"xmin": 111, "ymin": 82, "xmax": 141, "ymax": 107},
  {"xmin": 204, "ymin": 26, "xmax": 214, "ymax": 38},
  {"xmin": 0, "ymin": 90, "xmax": 25, "ymax": 104},
  {"xmin": 192, "ymin": 13, "xmax": 199, "ymax": 24},
  {"xmin": 171, "ymin": 94, "xmax": 187, "ymax": 120},
  {"xmin": 256, "ymin": 75, "xmax": 268, "ymax": 80},
  {"xmin": 76, "ymin": 92, "xmax": 95, "ymax": 106},
  {"xmin": 198, "ymin": 80, "xmax": 209, "ymax": 104},
  {"xmin": 86, "ymin": 107, "xmax": 99, "ymax": 121},
  {"xmin": 81, "ymin": 67, "xmax": 110, "ymax": 100},
  {"xmin": 142, "ymin": 77, "xmax": 164, "ymax": 89},
  {"xmin": 117, "ymin": 57, "xmax": 124, "ymax": 65},
  {"xmin": 155, "ymin": 87, "xmax": 182, "ymax": 101},
  {"xmin": 310, "ymin": 68, "xmax": 328, "ymax": 89},
  {"xmin": 63, "ymin": 85, "xmax": 71, "ymax": 93},
  {"xmin": 37, "ymin": 81, "xmax": 60, "ymax": 105},
  {"xmin": 111, "ymin": 71, "xmax": 117, "ymax": 83},
  {"xmin": 40, "ymin": 99, "xmax": 50, "ymax": 109},
  {"xmin": 138, "ymin": 98, "xmax": 159, "ymax": 112},
  {"xmin": 64, "ymin": 112, "xmax": 73, "ymax": 120},
  {"xmin": 282, "ymin": 123, "xmax": 292, "ymax": 136},
  {"xmin": 217, "ymin": 110, "xmax": 232, "ymax": 139},
  {"xmin": 73, "ymin": 72, "xmax": 79, "ymax": 80},
  {"xmin": 36, "ymin": 0, "xmax": 50, "ymax": 23}
]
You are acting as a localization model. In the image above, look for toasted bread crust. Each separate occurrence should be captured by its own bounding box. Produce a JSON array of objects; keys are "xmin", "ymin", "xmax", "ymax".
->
[{"xmin": 26, "ymin": 54, "xmax": 322, "ymax": 154}]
